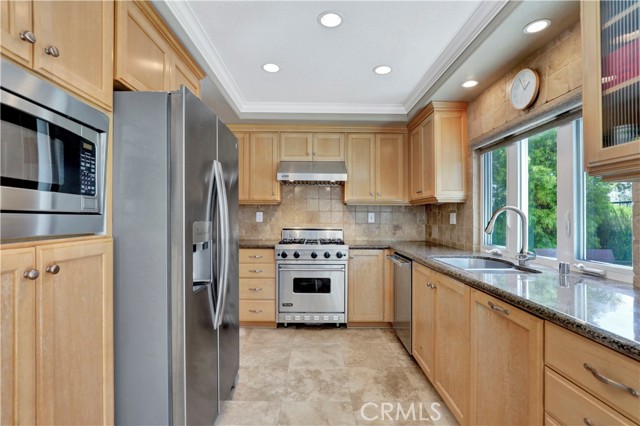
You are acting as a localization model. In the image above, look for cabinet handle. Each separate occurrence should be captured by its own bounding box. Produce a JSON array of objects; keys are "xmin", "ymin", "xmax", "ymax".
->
[
  {"xmin": 249, "ymin": 309, "xmax": 263, "ymax": 313},
  {"xmin": 44, "ymin": 45, "xmax": 60, "ymax": 57},
  {"xmin": 583, "ymin": 419, "xmax": 593, "ymax": 426},
  {"xmin": 46, "ymin": 264, "xmax": 61, "ymax": 274},
  {"xmin": 248, "ymin": 255, "xmax": 263, "ymax": 259},
  {"xmin": 583, "ymin": 363, "xmax": 639, "ymax": 397},
  {"xmin": 23, "ymin": 269, "xmax": 39, "ymax": 280},
  {"xmin": 487, "ymin": 301, "xmax": 509, "ymax": 315},
  {"xmin": 248, "ymin": 269, "xmax": 263, "ymax": 273},
  {"xmin": 19, "ymin": 31, "xmax": 36, "ymax": 44},
  {"xmin": 416, "ymin": 190, "xmax": 423, "ymax": 194},
  {"xmin": 248, "ymin": 287, "xmax": 263, "ymax": 291}
]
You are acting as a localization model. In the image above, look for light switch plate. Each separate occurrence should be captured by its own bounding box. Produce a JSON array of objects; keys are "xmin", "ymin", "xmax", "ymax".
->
[
  {"xmin": 256, "ymin": 212, "xmax": 263, "ymax": 222},
  {"xmin": 449, "ymin": 212, "xmax": 457, "ymax": 225},
  {"xmin": 368, "ymin": 213, "xmax": 375, "ymax": 223}
]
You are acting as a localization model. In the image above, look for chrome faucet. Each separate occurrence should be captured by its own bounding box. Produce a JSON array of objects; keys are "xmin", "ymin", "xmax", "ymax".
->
[{"xmin": 484, "ymin": 206, "xmax": 536, "ymax": 267}]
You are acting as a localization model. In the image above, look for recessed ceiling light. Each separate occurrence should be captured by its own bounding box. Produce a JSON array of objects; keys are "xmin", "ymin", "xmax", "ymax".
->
[
  {"xmin": 462, "ymin": 80, "xmax": 479, "ymax": 88},
  {"xmin": 262, "ymin": 63, "xmax": 280, "ymax": 73},
  {"xmin": 523, "ymin": 19, "xmax": 551, "ymax": 34},
  {"xmin": 318, "ymin": 11, "xmax": 342, "ymax": 28},
  {"xmin": 373, "ymin": 65, "xmax": 392, "ymax": 75}
]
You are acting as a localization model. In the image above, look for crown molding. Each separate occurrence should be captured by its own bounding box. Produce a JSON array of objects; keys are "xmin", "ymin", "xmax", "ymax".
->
[
  {"xmin": 402, "ymin": 0, "xmax": 509, "ymax": 111},
  {"xmin": 240, "ymin": 102, "xmax": 407, "ymax": 115}
]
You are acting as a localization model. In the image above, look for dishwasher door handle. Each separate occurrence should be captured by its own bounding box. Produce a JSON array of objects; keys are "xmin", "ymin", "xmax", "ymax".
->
[{"xmin": 386, "ymin": 255, "xmax": 411, "ymax": 267}]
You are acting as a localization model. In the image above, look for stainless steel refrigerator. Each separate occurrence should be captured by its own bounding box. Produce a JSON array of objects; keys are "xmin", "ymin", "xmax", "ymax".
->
[{"xmin": 112, "ymin": 88, "xmax": 239, "ymax": 425}]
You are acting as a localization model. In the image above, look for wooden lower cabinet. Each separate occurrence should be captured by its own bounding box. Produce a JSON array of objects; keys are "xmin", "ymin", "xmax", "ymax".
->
[
  {"xmin": 434, "ymin": 272, "xmax": 470, "ymax": 425},
  {"xmin": 470, "ymin": 290, "xmax": 543, "ymax": 426},
  {"xmin": 348, "ymin": 250, "xmax": 385, "ymax": 323},
  {"xmin": 411, "ymin": 262, "xmax": 436, "ymax": 381},
  {"xmin": 239, "ymin": 249, "xmax": 275, "ymax": 326},
  {"xmin": 1, "ymin": 237, "xmax": 113, "ymax": 426}
]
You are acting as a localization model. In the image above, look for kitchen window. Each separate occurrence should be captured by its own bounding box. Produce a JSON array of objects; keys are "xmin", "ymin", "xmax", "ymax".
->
[{"xmin": 481, "ymin": 118, "xmax": 633, "ymax": 281}]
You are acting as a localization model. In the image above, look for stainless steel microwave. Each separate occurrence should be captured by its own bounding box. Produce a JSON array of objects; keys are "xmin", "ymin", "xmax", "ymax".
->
[{"xmin": 1, "ymin": 60, "xmax": 108, "ymax": 241}]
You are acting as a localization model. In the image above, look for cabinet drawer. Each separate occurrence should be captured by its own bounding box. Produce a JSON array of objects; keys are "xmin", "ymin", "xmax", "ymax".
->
[
  {"xmin": 239, "ymin": 263, "xmax": 276, "ymax": 279},
  {"xmin": 239, "ymin": 300, "xmax": 275, "ymax": 322},
  {"xmin": 239, "ymin": 249, "xmax": 275, "ymax": 263},
  {"xmin": 545, "ymin": 322, "xmax": 640, "ymax": 422},
  {"xmin": 545, "ymin": 368, "xmax": 635, "ymax": 426},
  {"xmin": 240, "ymin": 279, "xmax": 275, "ymax": 300}
]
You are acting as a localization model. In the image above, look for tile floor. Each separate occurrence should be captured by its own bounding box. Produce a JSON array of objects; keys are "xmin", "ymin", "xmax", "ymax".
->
[{"xmin": 216, "ymin": 326, "xmax": 459, "ymax": 426}]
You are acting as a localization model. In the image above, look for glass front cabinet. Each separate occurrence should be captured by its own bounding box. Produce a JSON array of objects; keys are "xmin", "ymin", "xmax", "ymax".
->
[{"xmin": 582, "ymin": 0, "xmax": 640, "ymax": 179}]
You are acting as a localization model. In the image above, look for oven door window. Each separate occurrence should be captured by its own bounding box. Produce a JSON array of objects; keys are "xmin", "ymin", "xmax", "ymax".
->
[
  {"xmin": 0, "ymin": 103, "xmax": 96, "ymax": 196},
  {"xmin": 293, "ymin": 278, "xmax": 331, "ymax": 294}
]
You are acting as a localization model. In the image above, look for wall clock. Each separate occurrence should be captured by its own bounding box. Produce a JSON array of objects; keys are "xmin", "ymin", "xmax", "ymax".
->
[{"xmin": 510, "ymin": 68, "xmax": 540, "ymax": 110}]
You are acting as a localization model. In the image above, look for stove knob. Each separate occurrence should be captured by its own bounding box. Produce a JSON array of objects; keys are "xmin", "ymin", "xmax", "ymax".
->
[
  {"xmin": 336, "ymin": 252, "xmax": 343, "ymax": 259},
  {"xmin": 324, "ymin": 251, "xmax": 331, "ymax": 259},
  {"xmin": 281, "ymin": 252, "xmax": 288, "ymax": 259},
  {"xmin": 293, "ymin": 251, "xmax": 300, "ymax": 259},
  {"xmin": 311, "ymin": 252, "xmax": 318, "ymax": 259}
]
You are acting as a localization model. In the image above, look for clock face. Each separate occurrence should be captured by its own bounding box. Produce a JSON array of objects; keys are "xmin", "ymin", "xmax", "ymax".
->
[{"xmin": 510, "ymin": 68, "xmax": 540, "ymax": 110}]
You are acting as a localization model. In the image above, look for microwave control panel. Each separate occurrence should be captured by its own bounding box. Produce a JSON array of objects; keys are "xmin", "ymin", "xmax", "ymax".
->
[{"xmin": 80, "ymin": 142, "xmax": 96, "ymax": 196}]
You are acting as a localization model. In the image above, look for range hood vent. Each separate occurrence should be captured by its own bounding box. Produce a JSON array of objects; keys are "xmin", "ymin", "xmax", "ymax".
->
[{"xmin": 277, "ymin": 161, "xmax": 347, "ymax": 185}]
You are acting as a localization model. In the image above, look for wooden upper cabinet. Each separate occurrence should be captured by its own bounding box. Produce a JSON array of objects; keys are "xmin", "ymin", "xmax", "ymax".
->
[
  {"xmin": 408, "ymin": 102, "xmax": 467, "ymax": 204},
  {"xmin": 0, "ymin": 0, "xmax": 33, "ymax": 67},
  {"xmin": 279, "ymin": 132, "xmax": 345, "ymax": 161},
  {"xmin": 247, "ymin": 132, "xmax": 280, "ymax": 204},
  {"xmin": 0, "ymin": 0, "xmax": 113, "ymax": 110},
  {"xmin": 411, "ymin": 263, "xmax": 436, "ymax": 381},
  {"xmin": 345, "ymin": 133, "xmax": 405, "ymax": 204},
  {"xmin": 348, "ymin": 250, "xmax": 385, "ymax": 322},
  {"xmin": 114, "ymin": 1, "xmax": 204, "ymax": 96},
  {"xmin": 1, "ymin": 248, "xmax": 37, "ymax": 426},
  {"xmin": 470, "ymin": 290, "xmax": 543, "ymax": 426},
  {"xmin": 313, "ymin": 133, "xmax": 345, "ymax": 161},
  {"xmin": 582, "ymin": 1, "xmax": 640, "ymax": 179},
  {"xmin": 280, "ymin": 133, "xmax": 313, "ymax": 161}
]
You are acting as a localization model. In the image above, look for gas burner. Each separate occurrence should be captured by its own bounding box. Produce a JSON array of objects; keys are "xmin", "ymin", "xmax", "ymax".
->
[
  {"xmin": 320, "ymin": 238, "xmax": 345, "ymax": 245},
  {"xmin": 279, "ymin": 238, "xmax": 306, "ymax": 245}
]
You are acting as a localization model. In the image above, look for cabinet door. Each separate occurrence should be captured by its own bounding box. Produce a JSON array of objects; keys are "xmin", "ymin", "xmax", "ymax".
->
[
  {"xmin": 313, "ymin": 133, "xmax": 345, "ymax": 161},
  {"xmin": 0, "ymin": 248, "xmax": 36, "ymax": 426},
  {"xmin": 114, "ymin": 0, "xmax": 170, "ymax": 92},
  {"xmin": 582, "ymin": 1, "xmax": 640, "ymax": 179},
  {"xmin": 345, "ymin": 134, "xmax": 375, "ymax": 203},
  {"xmin": 236, "ymin": 132, "xmax": 250, "ymax": 202},
  {"xmin": 411, "ymin": 263, "xmax": 436, "ymax": 381},
  {"xmin": 348, "ymin": 250, "xmax": 384, "ymax": 322},
  {"xmin": 470, "ymin": 290, "xmax": 543, "ymax": 426},
  {"xmin": 249, "ymin": 132, "xmax": 280, "ymax": 203},
  {"xmin": 409, "ymin": 126, "xmax": 424, "ymax": 201},
  {"xmin": 36, "ymin": 239, "xmax": 113, "ymax": 426},
  {"xmin": 170, "ymin": 54, "xmax": 200, "ymax": 96},
  {"xmin": 434, "ymin": 111, "xmax": 467, "ymax": 201},
  {"xmin": 33, "ymin": 1, "xmax": 113, "ymax": 110},
  {"xmin": 375, "ymin": 134, "xmax": 405, "ymax": 202},
  {"xmin": 280, "ymin": 133, "xmax": 313, "ymax": 161},
  {"xmin": 0, "ymin": 0, "xmax": 33, "ymax": 67},
  {"xmin": 421, "ymin": 115, "xmax": 435, "ymax": 199},
  {"xmin": 434, "ymin": 272, "xmax": 470, "ymax": 424}
]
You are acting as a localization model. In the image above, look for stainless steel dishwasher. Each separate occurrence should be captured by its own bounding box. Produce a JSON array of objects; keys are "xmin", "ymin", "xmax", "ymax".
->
[{"xmin": 388, "ymin": 253, "xmax": 412, "ymax": 354}]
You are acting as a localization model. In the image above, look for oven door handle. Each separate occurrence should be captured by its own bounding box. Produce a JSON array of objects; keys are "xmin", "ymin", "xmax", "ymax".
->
[{"xmin": 278, "ymin": 267, "xmax": 345, "ymax": 272}]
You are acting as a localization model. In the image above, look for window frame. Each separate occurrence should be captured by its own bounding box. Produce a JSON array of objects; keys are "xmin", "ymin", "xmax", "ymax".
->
[{"xmin": 480, "ymin": 118, "xmax": 633, "ymax": 283}]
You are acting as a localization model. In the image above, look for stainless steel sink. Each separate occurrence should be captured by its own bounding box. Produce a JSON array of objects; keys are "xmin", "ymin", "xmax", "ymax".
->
[{"xmin": 432, "ymin": 257, "xmax": 540, "ymax": 274}]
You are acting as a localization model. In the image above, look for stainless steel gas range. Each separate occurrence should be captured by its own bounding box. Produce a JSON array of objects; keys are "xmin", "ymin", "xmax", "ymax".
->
[{"xmin": 276, "ymin": 228, "xmax": 349, "ymax": 325}]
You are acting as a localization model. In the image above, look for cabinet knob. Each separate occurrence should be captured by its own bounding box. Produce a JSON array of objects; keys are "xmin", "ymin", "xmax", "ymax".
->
[
  {"xmin": 272, "ymin": 192, "xmax": 276, "ymax": 196},
  {"xmin": 307, "ymin": 152, "xmax": 311, "ymax": 156},
  {"xmin": 377, "ymin": 192, "xmax": 381, "ymax": 196},
  {"xmin": 44, "ymin": 45, "xmax": 60, "ymax": 57},
  {"xmin": 19, "ymin": 31, "xmax": 36, "ymax": 44},
  {"xmin": 313, "ymin": 152, "xmax": 317, "ymax": 156},
  {"xmin": 583, "ymin": 418, "xmax": 593, "ymax": 426},
  {"xmin": 370, "ymin": 192, "xmax": 374, "ymax": 197},
  {"xmin": 23, "ymin": 269, "xmax": 39, "ymax": 280},
  {"xmin": 46, "ymin": 264, "xmax": 61, "ymax": 275}
]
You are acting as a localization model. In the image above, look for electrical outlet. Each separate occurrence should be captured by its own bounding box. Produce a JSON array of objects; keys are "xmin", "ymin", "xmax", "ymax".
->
[
  {"xmin": 368, "ymin": 212, "xmax": 375, "ymax": 223},
  {"xmin": 256, "ymin": 211, "xmax": 263, "ymax": 222},
  {"xmin": 449, "ymin": 212, "xmax": 457, "ymax": 225}
]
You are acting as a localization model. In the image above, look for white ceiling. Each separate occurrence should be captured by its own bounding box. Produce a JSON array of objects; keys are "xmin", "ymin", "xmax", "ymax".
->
[{"xmin": 153, "ymin": 0, "xmax": 580, "ymax": 124}]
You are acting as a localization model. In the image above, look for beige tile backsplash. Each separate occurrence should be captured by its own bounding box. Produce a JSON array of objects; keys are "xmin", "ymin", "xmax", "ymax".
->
[{"xmin": 239, "ymin": 186, "xmax": 426, "ymax": 242}]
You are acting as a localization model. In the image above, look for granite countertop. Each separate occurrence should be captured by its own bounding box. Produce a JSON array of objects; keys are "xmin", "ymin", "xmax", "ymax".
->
[{"xmin": 239, "ymin": 239, "xmax": 640, "ymax": 360}]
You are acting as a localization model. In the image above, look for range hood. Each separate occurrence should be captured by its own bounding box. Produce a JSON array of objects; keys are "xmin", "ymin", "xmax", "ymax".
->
[{"xmin": 277, "ymin": 161, "xmax": 348, "ymax": 185}]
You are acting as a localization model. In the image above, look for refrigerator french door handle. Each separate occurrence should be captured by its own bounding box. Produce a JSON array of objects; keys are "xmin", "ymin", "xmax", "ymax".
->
[
  {"xmin": 215, "ymin": 161, "xmax": 230, "ymax": 328},
  {"xmin": 211, "ymin": 160, "xmax": 227, "ymax": 329},
  {"xmin": 202, "ymin": 161, "xmax": 220, "ymax": 329}
]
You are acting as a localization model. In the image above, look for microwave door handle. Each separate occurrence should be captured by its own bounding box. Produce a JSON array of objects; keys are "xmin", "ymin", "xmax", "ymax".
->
[{"xmin": 215, "ymin": 161, "xmax": 230, "ymax": 328}]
